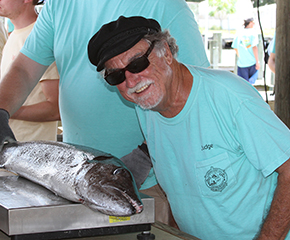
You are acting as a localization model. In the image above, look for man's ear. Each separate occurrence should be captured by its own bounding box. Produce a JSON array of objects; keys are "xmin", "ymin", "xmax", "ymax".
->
[{"xmin": 163, "ymin": 41, "xmax": 173, "ymax": 65}]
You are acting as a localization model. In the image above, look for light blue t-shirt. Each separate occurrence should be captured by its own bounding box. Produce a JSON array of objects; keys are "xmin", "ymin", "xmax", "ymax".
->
[
  {"xmin": 7, "ymin": 19, "xmax": 14, "ymax": 33},
  {"xmin": 268, "ymin": 32, "xmax": 276, "ymax": 54},
  {"xmin": 232, "ymin": 28, "xmax": 259, "ymax": 67},
  {"xmin": 136, "ymin": 65, "xmax": 290, "ymax": 239},
  {"xmin": 21, "ymin": 0, "xmax": 209, "ymax": 190}
]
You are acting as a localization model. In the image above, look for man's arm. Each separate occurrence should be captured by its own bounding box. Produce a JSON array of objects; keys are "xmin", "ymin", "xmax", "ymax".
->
[
  {"xmin": 0, "ymin": 53, "xmax": 47, "ymax": 116},
  {"xmin": 252, "ymin": 46, "xmax": 260, "ymax": 70},
  {"xmin": 11, "ymin": 79, "xmax": 60, "ymax": 121},
  {"xmin": 234, "ymin": 48, "xmax": 239, "ymax": 58},
  {"xmin": 268, "ymin": 52, "xmax": 276, "ymax": 73},
  {"xmin": 256, "ymin": 158, "xmax": 290, "ymax": 239}
]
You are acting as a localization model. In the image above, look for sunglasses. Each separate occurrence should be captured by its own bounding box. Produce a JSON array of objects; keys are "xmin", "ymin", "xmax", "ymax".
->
[{"xmin": 104, "ymin": 41, "xmax": 156, "ymax": 86}]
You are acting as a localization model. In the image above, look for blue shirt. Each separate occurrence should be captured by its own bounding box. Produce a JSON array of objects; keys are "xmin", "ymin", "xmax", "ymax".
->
[
  {"xmin": 268, "ymin": 32, "xmax": 276, "ymax": 54},
  {"xmin": 7, "ymin": 19, "xmax": 14, "ymax": 33},
  {"xmin": 232, "ymin": 28, "xmax": 259, "ymax": 67},
  {"xmin": 137, "ymin": 65, "xmax": 290, "ymax": 239},
  {"xmin": 21, "ymin": 0, "xmax": 209, "ymax": 189}
]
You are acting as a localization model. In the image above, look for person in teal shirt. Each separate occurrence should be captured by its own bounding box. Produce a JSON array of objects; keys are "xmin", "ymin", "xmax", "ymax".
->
[
  {"xmin": 7, "ymin": 19, "xmax": 14, "ymax": 35},
  {"xmin": 0, "ymin": 0, "xmax": 209, "ymax": 228},
  {"xmin": 88, "ymin": 16, "xmax": 290, "ymax": 239},
  {"xmin": 232, "ymin": 18, "xmax": 260, "ymax": 83},
  {"xmin": 268, "ymin": 32, "xmax": 276, "ymax": 73}
]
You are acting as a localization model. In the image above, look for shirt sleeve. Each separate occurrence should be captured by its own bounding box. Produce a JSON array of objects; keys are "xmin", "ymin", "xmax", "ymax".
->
[
  {"xmin": 20, "ymin": 2, "xmax": 55, "ymax": 66},
  {"xmin": 234, "ymin": 97, "xmax": 290, "ymax": 177},
  {"xmin": 231, "ymin": 36, "xmax": 238, "ymax": 49},
  {"xmin": 272, "ymin": 32, "xmax": 276, "ymax": 54},
  {"xmin": 40, "ymin": 62, "xmax": 59, "ymax": 81}
]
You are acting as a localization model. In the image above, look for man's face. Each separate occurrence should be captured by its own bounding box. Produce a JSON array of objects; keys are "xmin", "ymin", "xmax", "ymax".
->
[
  {"xmin": 104, "ymin": 40, "xmax": 173, "ymax": 111},
  {"xmin": 0, "ymin": 0, "xmax": 26, "ymax": 19}
]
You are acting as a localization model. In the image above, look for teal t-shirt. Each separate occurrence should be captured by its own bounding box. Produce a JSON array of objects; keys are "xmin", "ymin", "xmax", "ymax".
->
[
  {"xmin": 272, "ymin": 34, "xmax": 276, "ymax": 54},
  {"xmin": 137, "ymin": 65, "xmax": 290, "ymax": 239},
  {"xmin": 21, "ymin": 0, "xmax": 209, "ymax": 190},
  {"xmin": 7, "ymin": 19, "xmax": 14, "ymax": 33},
  {"xmin": 269, "ymin": 32, "xmax": 276, "ymax": 54},
  {"xmin": 232, "ymin": 28, "xmax": 259, "ymax": 67}
]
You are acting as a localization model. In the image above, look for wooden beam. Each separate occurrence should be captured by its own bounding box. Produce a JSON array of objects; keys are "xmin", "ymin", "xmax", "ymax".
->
[{"xmin": 274, "ymin": 0, "xmax": 290, "ymax": 127}]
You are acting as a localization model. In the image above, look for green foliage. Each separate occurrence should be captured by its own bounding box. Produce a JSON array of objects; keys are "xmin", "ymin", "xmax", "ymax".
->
[
  {"xmin": 208, "ymin": 0, "xmax": 237, "ymax": 18},
  {"xmin": 210, "ymin": 25, "xmax": 222, "ymax": 30}
]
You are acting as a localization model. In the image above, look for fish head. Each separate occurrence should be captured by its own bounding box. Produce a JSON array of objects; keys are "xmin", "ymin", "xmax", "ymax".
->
[{"xmin": 76, "ymin": 157, "xmax": 143, "ymax": 216}]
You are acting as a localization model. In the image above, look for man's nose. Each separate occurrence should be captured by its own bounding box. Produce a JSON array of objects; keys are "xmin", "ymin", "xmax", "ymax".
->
[{"xmin": 125, "ymin": 71, "xmax": 140, "ymax": 88}]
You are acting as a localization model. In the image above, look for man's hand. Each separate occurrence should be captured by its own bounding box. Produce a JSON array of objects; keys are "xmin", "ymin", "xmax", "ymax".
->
[
  {"xmin": 121, "ymin": 143, "xmax": 152, "ymax": 189},
  {"xmin": 0, "ymin": 109, "xmax": 16, "ymax": 150}
]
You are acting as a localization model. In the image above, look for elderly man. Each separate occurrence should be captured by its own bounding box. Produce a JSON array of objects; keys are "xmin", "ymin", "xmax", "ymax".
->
[
  {"xmin": 88, "ymin": 16, "xmax": 290, "ymax": 240},
  {"xmin": 0, "ymin": 0, "xmax": 209, "ymax": 227}
]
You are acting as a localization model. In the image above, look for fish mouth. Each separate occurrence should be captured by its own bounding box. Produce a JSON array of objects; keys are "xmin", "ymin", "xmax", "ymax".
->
[
  {"xmin": 122, "ymin": 190, "xmax": 143, "ymax": 214},
  {"xmin": 104, "ymin": 185, "xmax": 143, "ymax": 214}
]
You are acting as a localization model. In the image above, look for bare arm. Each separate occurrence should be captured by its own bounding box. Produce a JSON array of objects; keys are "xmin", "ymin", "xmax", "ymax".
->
[
  {"xmin": 11, "ymin": 79, "xmax": 60, "ymax": 121},
  {"xmin": 256, "ymin": 158, "xmax": 290, "ymax": 239},
  {"xmin": 234, "ymin": 48, "xmax": 239, "ymax": 58},
  {"xmin": 252, "ymin": 46, "xmax": 260, "ymax": 70},
  {"xmin": 268, "ymin": 52, "xmax": 276, "ymax": 74},
  {"xmin": 0, "ymin": 53, "xmax": 48, "ymax": 116}
]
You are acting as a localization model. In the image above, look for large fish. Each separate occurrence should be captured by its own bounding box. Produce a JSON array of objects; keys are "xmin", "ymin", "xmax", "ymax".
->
[{"xmin": 0, "ymin": 141, "xmax": 143, "ymax": 216}]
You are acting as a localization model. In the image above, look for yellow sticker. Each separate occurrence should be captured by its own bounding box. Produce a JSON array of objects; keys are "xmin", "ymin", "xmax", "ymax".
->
[{"xmin": 109, "ymin": 216, "xmax": 131, "ymax": 223}]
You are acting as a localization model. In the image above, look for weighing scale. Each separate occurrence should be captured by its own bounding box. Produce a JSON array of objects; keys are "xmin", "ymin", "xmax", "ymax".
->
[{"xmin": 0, "ymin": 170, "xmax": 154, "ymax": 240}]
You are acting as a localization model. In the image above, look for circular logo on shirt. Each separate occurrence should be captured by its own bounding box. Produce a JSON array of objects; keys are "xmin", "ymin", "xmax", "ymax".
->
[{"xmin": 204, "ymin": 166, "xmax": 228, "ymax": 192}]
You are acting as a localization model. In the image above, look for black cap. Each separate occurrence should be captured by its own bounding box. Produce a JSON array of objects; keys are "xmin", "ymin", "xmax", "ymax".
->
[
  {"xmin": 88, "ymin": 16, "xmax": 161, "ymax": 72},
  {"xmin": 245, "ymin": 17, "xmax": 254, "ymax": 23}
]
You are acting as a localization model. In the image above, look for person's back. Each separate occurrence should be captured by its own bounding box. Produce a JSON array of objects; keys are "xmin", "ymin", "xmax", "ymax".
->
[{"xmin": 231, "ymin": 18, "xmax": 260, "ymax": 82}]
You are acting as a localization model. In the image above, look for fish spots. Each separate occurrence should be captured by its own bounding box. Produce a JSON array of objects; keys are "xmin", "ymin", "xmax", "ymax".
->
[{"xmin": 70, "ymin": 164, "xmax": 79, "ymax": 168}]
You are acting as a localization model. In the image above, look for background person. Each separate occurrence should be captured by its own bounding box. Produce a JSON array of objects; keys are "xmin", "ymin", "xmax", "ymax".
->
[
  {"xmin": 88, "ymin": 16, "xmax": 290, "ymax": 240},
  {"xmin": 268, "ymin": 32, "xmax": 276, "ymax": 73},
  {"xmin": 6, "ymin": 19, "xmax": 14, "ymax": 36},
  {"xmin": 232, "ymin": 17, "xmax": 260, "ymax": 83},
  {"xmin": 0, "ymin": 0, "xmax": 60, "ymax": 141},
  {"xmin": 0, "ymin": 0, "xmax": 209, "ymax": 227},
  {"xmin": 0, "ymin": 20, "xmax": 7, "ymax": 78}
]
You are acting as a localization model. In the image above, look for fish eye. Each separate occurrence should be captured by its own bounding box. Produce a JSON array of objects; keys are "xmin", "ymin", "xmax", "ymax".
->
[{"xmin": 113, "ymin": 168, "xmax": 123, "ymax": 175}]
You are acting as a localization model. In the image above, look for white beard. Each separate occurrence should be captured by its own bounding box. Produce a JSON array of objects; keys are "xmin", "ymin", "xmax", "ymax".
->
[{"xmin": 127, "ymin": 79, "xmax": 163, "ymax": 110}]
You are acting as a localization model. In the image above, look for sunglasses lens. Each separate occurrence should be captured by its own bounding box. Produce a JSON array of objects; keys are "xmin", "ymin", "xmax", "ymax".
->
[
  {"xmin": 126, "ymin": 56, "xmax": 150, "ymax": 73},
  {"xmin": 105, "ymin": 57, "xmax": 149, "ymax": 85},
  {"xmin": 104, "ymin": 41, "xmax": 155, "ymax": 86},
  {"xmin": 105, "ymin": 70, "xmax": 126, "ymax": 86}
]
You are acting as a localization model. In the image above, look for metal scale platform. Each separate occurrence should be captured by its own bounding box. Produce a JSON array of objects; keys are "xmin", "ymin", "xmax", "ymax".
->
[{"xmin": 0, "ymin": 170, "xmax": 155, "ymax": 240}]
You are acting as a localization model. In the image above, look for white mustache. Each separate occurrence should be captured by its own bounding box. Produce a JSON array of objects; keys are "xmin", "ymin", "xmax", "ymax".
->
[{"xmin": 127, "ymin": 80, "xmax": 153, "ymax": 95}]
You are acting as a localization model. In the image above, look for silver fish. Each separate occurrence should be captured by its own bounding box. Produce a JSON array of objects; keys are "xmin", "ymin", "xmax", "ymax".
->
[{"xmin": 0, "ymin": 141, "xmax": 143, "ymax": 216}]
